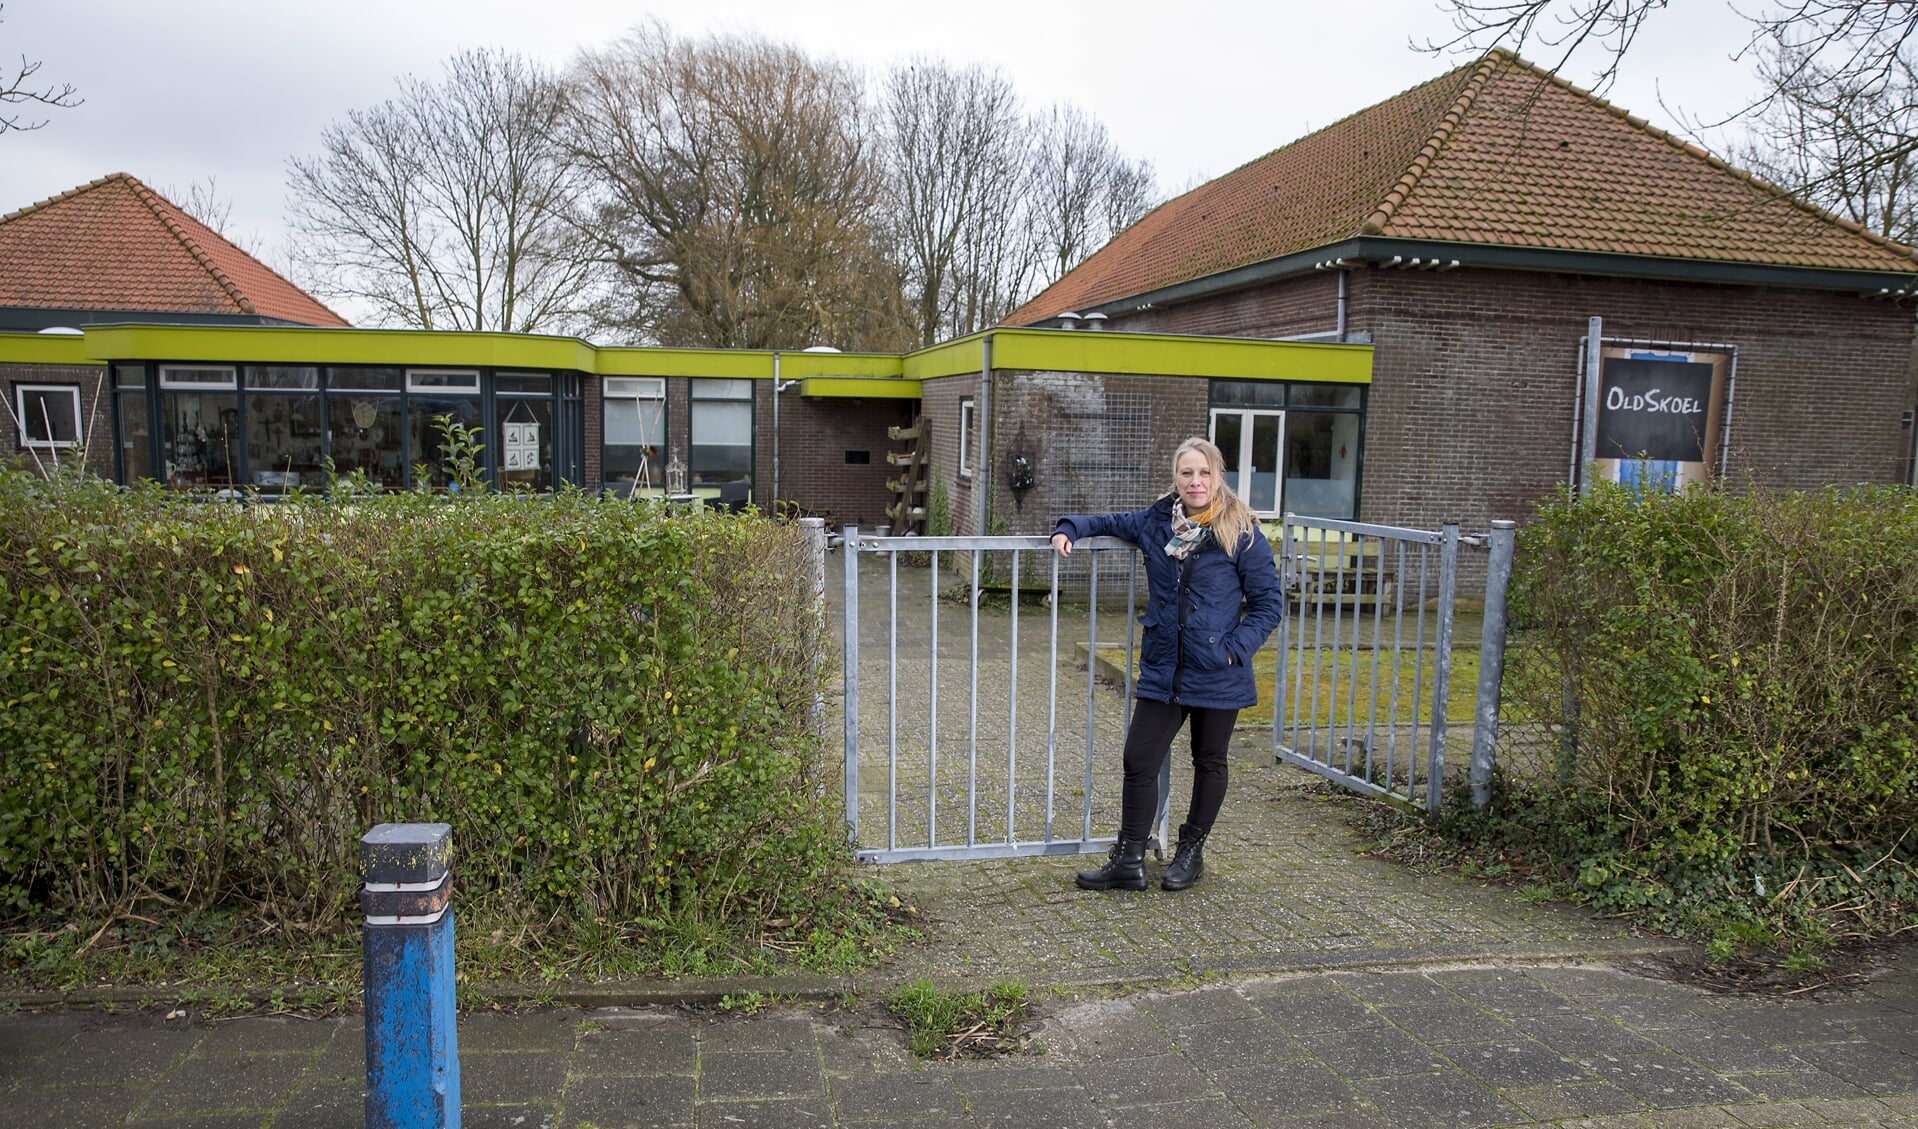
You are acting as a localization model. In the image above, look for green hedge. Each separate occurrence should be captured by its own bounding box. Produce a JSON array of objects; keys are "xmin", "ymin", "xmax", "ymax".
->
[
  {"xmin": 0, "ymin": 470, "xmax": 838, "ymax": 936},
  {"xmin": 1494, "ymin": 482, "xmax": 1918, "ymax": 937}
]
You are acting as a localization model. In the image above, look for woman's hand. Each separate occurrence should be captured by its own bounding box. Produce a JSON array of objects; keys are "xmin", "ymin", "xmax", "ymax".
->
[{"xmin": 1051, "ymin": 532, "xmax": 1073, "ymax": 558}]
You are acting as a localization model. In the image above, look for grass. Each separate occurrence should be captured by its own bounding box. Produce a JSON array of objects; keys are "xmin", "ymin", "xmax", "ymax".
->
[
  {"xmin": 1091, "ymin": 639, "xmax": 1481, "ymax": 729},
  {"xmin": 886, "ymin": 979, "xmax": 1029, "ymax": 1059}
]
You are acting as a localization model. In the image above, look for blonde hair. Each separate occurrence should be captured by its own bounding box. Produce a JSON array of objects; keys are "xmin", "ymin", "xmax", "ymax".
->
[{"xmin": 1170, "ymin": 437, "xmax": 1256, "ymax": 558}]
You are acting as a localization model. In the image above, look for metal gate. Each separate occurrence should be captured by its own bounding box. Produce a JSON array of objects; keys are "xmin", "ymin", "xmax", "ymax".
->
[
  {"xmin": 1272, "ymin": 515, "xmax": 1515, "ymax": 813},
  {"xmin": 837, "ymin": 518, "xmax": 1514, "ymax": 863}
]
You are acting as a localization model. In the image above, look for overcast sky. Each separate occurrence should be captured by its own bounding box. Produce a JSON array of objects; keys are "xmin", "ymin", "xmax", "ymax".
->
[{"xmin": 4, "ymin": 0, "xmax": 1768, "ymax": 285}]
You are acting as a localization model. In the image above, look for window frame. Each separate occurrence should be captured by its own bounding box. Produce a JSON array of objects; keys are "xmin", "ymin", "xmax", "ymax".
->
[
  {"xmin": 405, "ymin": 368, "xmax": 481, "ymax": 394},
  {"xmin": 159, "ymin": 365, "xmax": 237, "ymax": 390},
  {"xmin": 958, "ymin": 397, "xmax": 976, "ymax": 480},
  {"xmin": 14, "ymin": 382, "xmax": 84, "ymax": 449}
]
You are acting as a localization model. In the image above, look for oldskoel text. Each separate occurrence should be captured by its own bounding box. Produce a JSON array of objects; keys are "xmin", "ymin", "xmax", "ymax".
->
[{"xmin": 1606, "ymin": 387, "xmax": 1704, "ymax": 415}]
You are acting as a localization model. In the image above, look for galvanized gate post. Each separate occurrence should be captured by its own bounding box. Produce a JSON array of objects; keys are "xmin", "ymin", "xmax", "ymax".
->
[
  {"xmin": 1426, "ymin": 523, "xmax": 1460, "ymax": 813},
  {"xmin": 802, "ymin": 517, "xmax": 827, "ymax": 739},
  {"xmin": 1470, "ymin": 520, "xmax": 1516, "ymax": 809},
  {"xmin": 842, "ymin": 526, "xmax": 860, "ymax": 844}
]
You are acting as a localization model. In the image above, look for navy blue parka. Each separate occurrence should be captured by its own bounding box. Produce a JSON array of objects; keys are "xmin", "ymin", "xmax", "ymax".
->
[{"xmin": 1054, "ymin": 496, "xmax": 1285, "ymax": 710}]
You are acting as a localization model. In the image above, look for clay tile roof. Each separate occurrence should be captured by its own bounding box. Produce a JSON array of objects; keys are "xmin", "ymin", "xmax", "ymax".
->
[
  {"xmin": 1008, "ymin": 51, "xmax": 1918, "ymax": 325},
  {"xmin": 0, "ymin": 172, "xmax": 349, "ymax": 327}
]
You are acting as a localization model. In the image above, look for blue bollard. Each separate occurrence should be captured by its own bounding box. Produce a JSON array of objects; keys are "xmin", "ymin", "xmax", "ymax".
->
[{"xmin": 361, "ymin": 822, "xmax": 460, "ymax": 1129}]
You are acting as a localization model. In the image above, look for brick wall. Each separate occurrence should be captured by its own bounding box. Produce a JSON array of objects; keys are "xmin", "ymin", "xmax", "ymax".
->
[
  {"xmin": 769, "ymin": 393, "xmax": 914, "ymax": 527},
  {"xmin": 1, "ymin": 363, "xmax": 113, "ymax": 479},
  {"xmin": 1101, "ymin": 265, "xmax": 1918, "ymax": 534},
  {"xmin": 920, "ymin": 374, "xmax": 978, "ymax": 534}
]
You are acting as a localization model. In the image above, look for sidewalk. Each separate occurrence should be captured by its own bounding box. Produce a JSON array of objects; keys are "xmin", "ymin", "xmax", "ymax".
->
[{"xmin": 3, "ymin": 561, "xmax": 1915, "ymax": 1126}]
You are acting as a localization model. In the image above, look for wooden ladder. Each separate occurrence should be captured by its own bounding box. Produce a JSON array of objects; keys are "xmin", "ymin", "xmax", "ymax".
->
[{"xmin": 885, "ymin": 417, "xmax": 928, "ymax": 535}]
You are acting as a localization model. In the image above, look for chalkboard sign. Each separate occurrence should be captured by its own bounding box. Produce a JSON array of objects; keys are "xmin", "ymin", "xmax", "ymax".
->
[{"xmin": 1596, "ymin": 358, "xmax": 1713, "ymax": 462}]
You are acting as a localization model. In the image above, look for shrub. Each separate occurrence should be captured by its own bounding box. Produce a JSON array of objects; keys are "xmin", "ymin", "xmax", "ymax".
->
[
  {"xmin": 1479, "ymin": 481, "xmax": 1918, "ymax": 942},
  {"xmin": 0, "ymin": 468, "xmax": 840, "ymax": 943}
]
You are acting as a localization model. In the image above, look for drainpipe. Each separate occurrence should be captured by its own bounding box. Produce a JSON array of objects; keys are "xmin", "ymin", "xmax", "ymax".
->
[
  {"xmin": 771, "ymin": 353, "xmax": 802, "ymax": 504},
  {"xmin": 1336, "ymin": 269, "xmax": 1348, "ymax": 342},
  {"xmin": 976, "ymin": 334, "xmax": 993, "ymax": 536}
]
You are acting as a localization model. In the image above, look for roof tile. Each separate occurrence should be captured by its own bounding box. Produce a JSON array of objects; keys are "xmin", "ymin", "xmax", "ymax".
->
[
  {"xmin": 1009, "ymin": 52, "xmax": 1918, "ymax": 324},
  {"xmin": 0, "ymin": 172, "xmax": 348, "ymax": 326}
]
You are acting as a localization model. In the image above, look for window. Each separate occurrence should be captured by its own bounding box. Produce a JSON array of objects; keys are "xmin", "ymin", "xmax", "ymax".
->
[
  {"xmin": 690, "ymin": 378, "xmax": 752, "ymax": 487},
  {"xmin": 113, "ymin": 366, "xmax": 152, "ymax": 482},
  {"xmin": 244, "ymin": 367, "xmax": 323, "ymax": 492},
  {"xmin": 160, "ymin": 365, "xmax": 237, "ymax": 390},
  {"xmin": 494, "ymin": 373, "xmax": 554, "ymax": 492},
  {"xmin": 1210, "ymin": 380, "xmax": 1366, "ymax": 519},
  {"xmin": 958, "ymin": 397, "xmax": 976, "ymax": 479},
  {"xmin": 15, "ymin": 384, "xmax": 82, "ymax": 448},
  {"xmin": 602, "ymin": 377, "xmax": 666, "ymax": 494}
]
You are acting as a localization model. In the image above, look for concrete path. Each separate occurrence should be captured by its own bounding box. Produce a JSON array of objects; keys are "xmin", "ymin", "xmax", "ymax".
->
[{"xmin": 3, "ymin": 555, "xmax": 1914, "ymax": 1126}]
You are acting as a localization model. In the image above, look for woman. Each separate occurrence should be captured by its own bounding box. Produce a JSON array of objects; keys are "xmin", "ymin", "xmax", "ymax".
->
[{"xmin": 1050, "ymin": 437, "xmax": 1284, "ymax": 892}]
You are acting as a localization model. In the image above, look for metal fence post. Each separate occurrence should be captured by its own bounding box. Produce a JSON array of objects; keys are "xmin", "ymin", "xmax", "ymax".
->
[
  {"xmin": 362, "ymin": 822, "xmax": 459, "ymax": 1129},
  {"xmin": 801, "ymin": 518, "xmax": 827, "ymax": 739},
  {"xmin": 842, "ymin": 526, "xmax": 861, "ymax": 844},
  {"xmin": 1426, "ymin": 523, "xmax": 1460, "ymax": 814},
  {"xmin": 1470, "ymin": 520, "xmax": 1516, "ymax": 810}
]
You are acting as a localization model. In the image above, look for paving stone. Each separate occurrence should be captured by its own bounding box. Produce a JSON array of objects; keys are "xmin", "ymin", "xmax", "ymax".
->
[
  {"xmin": 694, "ymin": 1015, "xmax": 819, "ymax": 1055},
  {"xmin": 1796, "ymin": 1044, "xmax": 1918, "ymax": 1093},
  {"xmin": 1135, "ymin": 985, "xmax": 1262, "ymax": 1028},
  {"xmin": 1378, "ymin": 1000, "xmax": 1516, "ymax": 1044},
  {"xmin": 1443, "ymin": 1037, "xmax": 1596, "ymax": 1088},
  {"xmin": 460, "ymin": 1104, "xmax": 558, "ymax": 1129},
  {"xmin": 191, "ymin": 1015, "xmax": 338, "ymax": 1056},
  {"xmin": 558, "ymin": 1072, "xmax": 696, "ymax": 1127},
  {"xmin": 1210, "ymin": 1060, "xmax": 1366, "ymax": 1118},
  {"xmin": 270, "ymin": 1080, "xmax": 364, "ymax": 1129},
  {"xmin": 1356, "ymin": 1069, "xmax": 1524, "ymax": 1128},
  {"xmin": 3, "ymin": 1083, "xmax": 152, "ymax": 1129},
  {"xmin": 692, "ymin": 1098, "xmax": 833, "ymax": 1128},
  {"xmin": 1075, "ymin": 1051, "xmax": 1217, "ymax": 1109},
  {"xmin": 1641, "ymin": 1108, "xmax": 1743, "ymax": 1128},
  {"xmin": 827, "ymin": 1070, "xmax": 963, "ymax": 1120},
  {"xmin": 1656, "ymin": 1028, "xmax": 1818, "ymax": 1073},
  {"xmin": 1049, "ymin": 1003, "xmax": 1176, "ymax": 1059},
  {"xmin": 458, "ymin": 1010, "xmax": 583, "ymax": 1053},
  {"xmin": 459, "ymin": 1050, "xmax": 573, "ymax": 1105},
  {"xmin": 1123, "ymin": 1094, "xmax": 1257, "ymax": 1128},
  {"xmin": 1732, "ymin": 1068, "xmax": 1874, "ymax": 1101},
  {"xmin": 1718, "ymin": 1100, "xmax": 1825, "ymax": 1127},
  {"xmin": 1580, "ymin": 1053, "xmax": 1756, "ymax": 1108},
  {"xmin": 1517, "ymin": 1013, "xmax": 1670, "ymax": 1058},
  {"xmin": 136, "ymin": 1051, "xmax": 315, "ymax": 1116},
  {"xmin": 1503, "ymin": 1080, "xmax": 1646, "ymax": 1120},
  {"xmin": 1306, "ymin": 1025, "xmax": 1452, "ymax": 1078},
  {"xmin": 126, "ymin": 1114, "xmax": 264, "ymax": 1128},
  {"xmin": 33, "ymin": 1024, "xmax": 191, "ymax": 1086},
  {"xmin": 1330, "ymin": 971, "xmax": 1465, "ymax": 1008},
  {"xmin": 1432, "ymin": 971, "xmax": 1583, "ymax": 1016},
  {"xmin": 572, "ymin": 1023, "xmax": 699, "ymax": 1075},
  {"xmin": 965, "ymin": 1085, "xmax": 1111, "ymax": 1126},
  {"xmin": 1247, "ymin": 984, "xmax": 1384, "ymax": 1035},
  {"xmin": 699, "ymin": 1050, "xmax": 826, "ymax": 1101},
  {"xmin": 1168, "ymin": 1015, "xmax": 1309, "ymax": 1071}
]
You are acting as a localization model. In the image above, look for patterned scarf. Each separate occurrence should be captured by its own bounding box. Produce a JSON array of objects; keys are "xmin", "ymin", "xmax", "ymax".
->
[{"xmin": 1164, "ymin": 501, "xmax": 1215, "ymax": 560}]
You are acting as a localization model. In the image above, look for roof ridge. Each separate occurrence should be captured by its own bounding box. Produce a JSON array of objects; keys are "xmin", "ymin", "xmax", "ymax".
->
[
  {"xmin": 1502, "ymin": 53, "xmax": 1918, "ymax": 264},
  {"xmin": 1360, "ymin": 53, "xmax": 1502, "ymax": 237},
  {"xmin": 119, "ymin": 174, "xmax": 259, "ymax": 315},
  {"xmin": 0, "ymin": 171, "xmax": 127, "ymax": 226}
]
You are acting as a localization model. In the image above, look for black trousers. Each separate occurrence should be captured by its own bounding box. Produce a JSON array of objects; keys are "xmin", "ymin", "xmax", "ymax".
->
[{"xmin": 1117, "ymin": 698, "xmax": 1239, "ymax": 843}]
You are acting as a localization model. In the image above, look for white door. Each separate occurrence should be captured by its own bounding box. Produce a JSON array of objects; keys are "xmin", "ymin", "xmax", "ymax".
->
[{"xmin": 1209, "ymin": 408, "xmax": 1285, "ymax": 516}]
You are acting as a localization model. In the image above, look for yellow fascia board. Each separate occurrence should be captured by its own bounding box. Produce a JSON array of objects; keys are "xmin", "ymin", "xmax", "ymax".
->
[
  {"xmin": 782, "ymin": 352, "xmax": 904, "ymax": 379},
  {"xmin": 82, "ymin": 324, "xmax": 598, "ymax": 371},
  {"xmin": 595, "ymin": 348, "xmax": 773, "ymax": 378},
  {"xmin": 0, "ymin": 332, "xmax": 103, "ymax": 366},
  {"xmin": 800, "ymin": 377, "xmax": 922, "ymax": 399},
  {"xmin": 988, "ymin": 328, "xmax": 1372, "ymax": 383},
  {"xmin": 902, "ymin": 334, "xmax": 987, "ymax": 380}
]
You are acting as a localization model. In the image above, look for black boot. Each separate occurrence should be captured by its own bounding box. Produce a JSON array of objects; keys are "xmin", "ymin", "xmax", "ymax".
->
[
  {"xmin": 1161, "ymin": 824, "xmax": 1209, "ymax": 891},
  {"xmin": 1075, "ymin": 837, "xmax": 1148, "ymax": 891}
]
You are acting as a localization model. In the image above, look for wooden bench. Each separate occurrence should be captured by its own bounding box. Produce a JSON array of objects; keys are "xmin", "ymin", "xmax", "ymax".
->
[{"xmin": 1269, "ymin": 524, "xmax": 1396, "ymax": 611}]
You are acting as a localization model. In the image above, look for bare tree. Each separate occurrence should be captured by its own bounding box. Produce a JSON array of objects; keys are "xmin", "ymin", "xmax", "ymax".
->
[
  {"xmin": 165, "ymin": 175, "xmax": 235, "ymax": 236},
  {"xmin": 286, "ymin": 49, "xmax": 595, "ymax": 333},
  {"xmin": 1, "ymin": 2, "xmax": 79, "ymax": 134},
  {"xmin": 880, "ymin": 60, "xmax": 1038, "ymax": 343},
  {"xmin": 1425, "ymin": 0, "xmax": 1918, "ymax": 106},
  {"xmin": 1736, "ymin": 38, "xmax": 1918, "ymax": 242},
  {"xmin": 562, "ymin": 23, "xmax": 911, "ymax": 350},
  {"xmin": 1028, "ymin": 103, "xmax": 1156, "ymax": 289}
]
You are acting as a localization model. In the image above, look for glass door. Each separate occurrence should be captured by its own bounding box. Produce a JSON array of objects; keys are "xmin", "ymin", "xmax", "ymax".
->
[{"xmin": 1209, "ymin": 408, "xmax": 1285, "ymax": 515}]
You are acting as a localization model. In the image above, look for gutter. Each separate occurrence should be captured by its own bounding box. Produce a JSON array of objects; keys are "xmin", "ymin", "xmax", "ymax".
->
[{"xmin": 1064, "ymin": 238, "xmax": 1918, "ymax": 321}]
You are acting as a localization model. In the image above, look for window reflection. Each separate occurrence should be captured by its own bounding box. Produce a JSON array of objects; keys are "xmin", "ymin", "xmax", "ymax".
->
[
  {"xmin": 162, "ymin": 393, "xmax": 239, "ymax": 490},
  {"xmin": 246, "ymin": 393, "xmax": 323, "ymax": 491},
  {"xmin": 329, "ymin": 393, "xmax": 402, "ymax": 489},
  {"xmin": 409, "ymin": 396, "xmax": 483, "ymax": 489}
]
